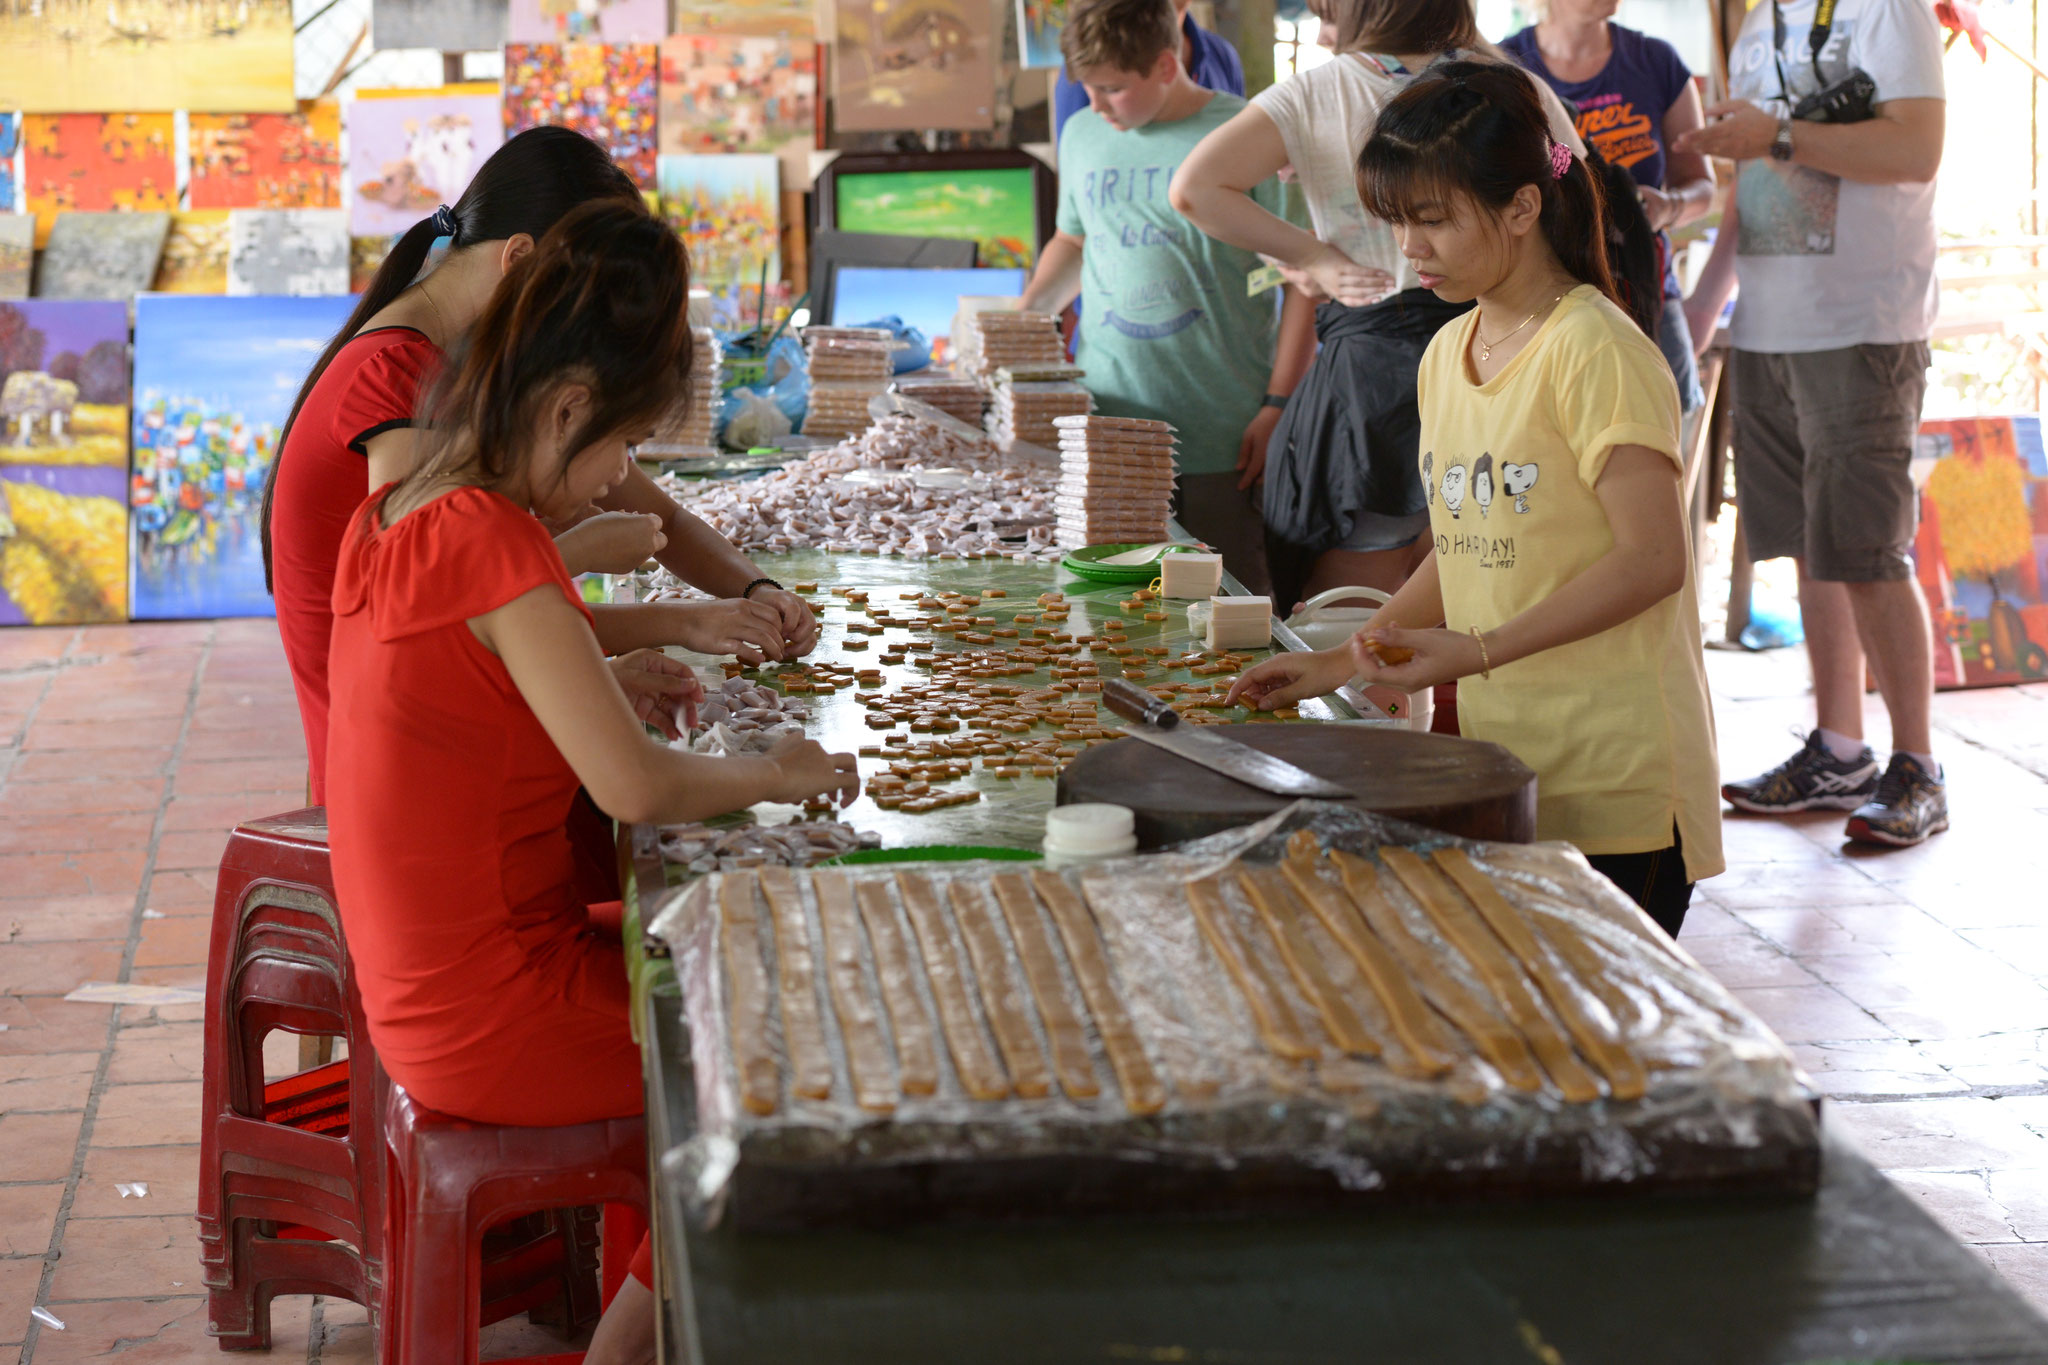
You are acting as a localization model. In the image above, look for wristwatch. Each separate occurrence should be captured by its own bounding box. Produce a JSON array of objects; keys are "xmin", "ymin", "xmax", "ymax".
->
[
  {"xmin": 1261, "ymin": 393, "xmax": 1290, "ymax": 410},
  {"xmin": 1769, "ymin": 116, "xmax": 1794, "ymax": 162}
]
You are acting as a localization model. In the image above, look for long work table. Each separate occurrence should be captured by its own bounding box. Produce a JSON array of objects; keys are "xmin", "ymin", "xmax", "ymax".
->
[{"xmin": 618, "ymin": 541, "xmax": 2048, "ymax": 1365}]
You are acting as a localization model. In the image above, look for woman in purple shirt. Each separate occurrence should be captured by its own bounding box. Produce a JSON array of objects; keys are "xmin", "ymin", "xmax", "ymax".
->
[{"xmin": 1502, "ymin": 0, "xmax": 1714, "ymax": 410}]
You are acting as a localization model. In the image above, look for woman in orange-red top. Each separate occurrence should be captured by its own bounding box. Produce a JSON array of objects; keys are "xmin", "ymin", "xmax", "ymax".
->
[
  {"xmin": 267, "ymin": 127, "xmax": 818, "ymax": 803},
  {"xmin": 326, "ymin": 202, "xmax": 859, "ymax": 1359}
]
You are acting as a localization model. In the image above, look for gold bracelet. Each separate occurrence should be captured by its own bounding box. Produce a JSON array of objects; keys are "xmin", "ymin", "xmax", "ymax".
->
[{"xmin": 1470, "ymin": 626, "xmax": 1492, "ymax": 680}]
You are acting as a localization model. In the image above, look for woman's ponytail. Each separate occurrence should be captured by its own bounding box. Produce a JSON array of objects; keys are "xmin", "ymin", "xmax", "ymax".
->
[
  {"xmin": 262, "ymin": 125, "xmax": 642, "ymax": 589},
  {"xmin": 1539, "ymin": 146, "xmax": 1619, "ymax": 311}
]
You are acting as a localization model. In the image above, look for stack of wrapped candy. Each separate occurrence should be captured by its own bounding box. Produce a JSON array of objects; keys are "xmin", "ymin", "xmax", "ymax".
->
[
  {"xmin": 958, "ymin": 310, "xmax": 1067, "ymax": 378},
  {"xmin": 989, "ymin": 368, "xmax": 1094, "ymax": 449},
  {"xmin": 1052, "ymin": 413, "xmax": 1177, "ymax": 548},
  {"xmin": 891, "ymin": 372, "xmax": 988, "ymax": 427},
  {"xmin": 646, "ymin": 327, "xmax": 723, "ymax": 454},
  {"xmin": 803, "ymin": 327, "xmax": 897, "ymax": 441}
]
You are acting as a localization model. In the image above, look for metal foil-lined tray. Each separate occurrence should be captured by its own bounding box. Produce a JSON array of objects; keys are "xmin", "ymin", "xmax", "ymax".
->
[{"xmin": 648, "ymin": 804, "xmax": 1820, "ymax": 1230}]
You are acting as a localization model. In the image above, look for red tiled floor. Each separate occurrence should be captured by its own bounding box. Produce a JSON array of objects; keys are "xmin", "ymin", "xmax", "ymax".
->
[{"xmin": 0, "ymin": 612, "xmax": 2042, "ymax": 1357}]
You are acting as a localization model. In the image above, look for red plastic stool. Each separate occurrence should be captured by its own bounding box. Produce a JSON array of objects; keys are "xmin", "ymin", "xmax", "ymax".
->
[
  {"xmin": 380, "ymin": 1083, "xmax": 649, "ymax": 1364},
  {"xmin": 200, "ymin": 810, "xmax": 605, "ymax": 1349}
]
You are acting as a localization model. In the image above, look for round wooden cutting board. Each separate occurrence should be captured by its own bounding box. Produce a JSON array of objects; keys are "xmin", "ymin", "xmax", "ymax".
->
[{"xmin": 1057, "ymin": 724, "xmax": 1538, "ymax": 849}]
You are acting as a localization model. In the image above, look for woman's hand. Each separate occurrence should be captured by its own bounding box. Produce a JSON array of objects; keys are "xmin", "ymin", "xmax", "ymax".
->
[
  {"xmin": 607, "ymin": 649, "xmax": 702, "ymax": 740},
  {"xmin": 1296, "ymin": 242, "xmax": 1395, "ymax": 308},
  {"xmin": 666, "ymin": 598, "xmax": 791, "ymax": 664},
  {"xmin": 1225, "ymin": 647, "xmax": 1354, "ymax": 711},
  {"xmin": 1237, "ymin": 405, "xmax": 1282, "ymax": 490},
  {"xmin": 1637, "ymin": 185, "xmax": 1677, "ymax": 232},
  {"xmin": 751, "ymin": 586, "xmax": 820, "ymax": 658},
  {"xmin": 1348, "ymin": 626, "xmax": 1487, "ymax": 692},
  {"xmin": 765, "ymin": 733, "xmax": 861, "ymax": 808},
  {"xmin": 554, "ymin": 511, "xmax": 668, "ymax": 577}
]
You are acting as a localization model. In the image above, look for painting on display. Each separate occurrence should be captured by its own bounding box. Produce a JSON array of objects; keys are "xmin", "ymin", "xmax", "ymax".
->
[
  {"xmin": 369, "ymin": 0, "xmax": 506, "ymax": 51},
  {"xmin": 657, "ymin": 154, "xmax": 780, "ymax": 291},
  {"xmin": 0, "ymin": 0, "xmax": 294, "ymax": 113},
  {"xmin": 658, "ymin": 34, "xmax": 816, "ymax": 156},
  {"xmin": 504, "ymin": 44, "xmax": 661, "ymax": 189},
  {"xmin": 671, "ymin": 0, "xmax": 811, "ymax": 36},
  {"xmin": 0, "ymin": 300, "xmax": 130, "ymax": 626},
  {"xmin": 834, "ymin": 166, "xmax": 1039, "ymax": 269},
  {"xmin": 832, "ymin": 0, "xmax": 995, "ymax": 132},
  {"xmin": 0, "ymin": 116, "xmax": 18, "ymax": 213},
  {"xmin": 22, "ymin": 114, "xmax": 176, "ymax": 247},
  {"xmin": 189, "ymin": 105, "xmax": 344, "ymax": 211},
  {"xmin": 509, "ymin": 0, "xmax": 666, "ymax": 43},
  {"xmin": 0, "ymin": 217, "xmax": 31, "ymax": 299},
  {"xmin": 346, "ymin": 87, "xmax": 505, "ymax": 238},
  {"xmin": 1017, "ymin": 0, "xmax": 1068, "ymax": 68},
  {"xmin": 1913, "ymin": 415, "xmax": 2048, "ymax": 688},
  {"xmin": 228, "ymin": 210, "xmax": 350, "ymax": 296},
  {"xmin": 154, "ymin": 212, "xmax": 232, "ymax": 294},
  {"xmin": 36, "ymin": 212, "xmax": 171, "ymax": 300},
  {"xmin": 130, "ymin": 294, "xmax": 357, "ymax": 621}
]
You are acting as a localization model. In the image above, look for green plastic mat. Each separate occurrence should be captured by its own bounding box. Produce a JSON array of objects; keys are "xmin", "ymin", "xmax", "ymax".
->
[
  {"xmin": 1059, "ymin": 542, "xmax": 1210, "ymax": 584},
  {"xmin": 824, "ymin": 845, "xmax": 1043, "ymax": 866}
]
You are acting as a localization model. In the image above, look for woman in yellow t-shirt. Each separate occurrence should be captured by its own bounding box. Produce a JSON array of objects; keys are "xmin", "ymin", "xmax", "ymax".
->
[{"xmin": 1229, "ymin": 59, "xmax": 1721, "ymax": 936}]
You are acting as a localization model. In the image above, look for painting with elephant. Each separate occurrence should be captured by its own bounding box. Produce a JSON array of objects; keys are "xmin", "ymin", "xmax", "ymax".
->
[{"xmin": 0, "ymin": 299, "xmax": 129, "ymax": 626}]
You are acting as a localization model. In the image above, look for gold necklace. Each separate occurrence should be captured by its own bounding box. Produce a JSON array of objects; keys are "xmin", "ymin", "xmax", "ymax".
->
[
  {"xmin": 1476, "ymin": 291, "xmax": 1566, "ymax": 363},
  {"xmin": 417, "ymin": 279, "xmax": 452, "ymax": 347}
]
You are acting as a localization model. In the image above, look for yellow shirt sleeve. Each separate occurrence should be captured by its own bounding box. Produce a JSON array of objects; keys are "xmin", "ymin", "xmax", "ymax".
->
[{"xmin": 1557, "ymin": 328, "xmax": 1681, "ymax": 488}]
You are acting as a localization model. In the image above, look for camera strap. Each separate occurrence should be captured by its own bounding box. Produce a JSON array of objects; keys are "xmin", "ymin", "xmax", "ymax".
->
[{"xmin": 1771, "ymin": 0, "xmax": 1841, "ymax": 101}]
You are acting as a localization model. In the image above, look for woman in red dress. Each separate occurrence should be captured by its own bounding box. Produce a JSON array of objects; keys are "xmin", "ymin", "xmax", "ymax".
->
[
  {"xmin": 267, "ymin": 126, "xmax": 818, "ymax": 803},
  {"xmin": 326, "ymin": 201, "xmax": 859, "ymax": 1360}
]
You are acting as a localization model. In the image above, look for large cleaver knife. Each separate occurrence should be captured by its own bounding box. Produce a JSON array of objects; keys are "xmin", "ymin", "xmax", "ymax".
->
[{"xmin": 1100, "ymin": 678, "xmax": 1351, "ymax": 798}]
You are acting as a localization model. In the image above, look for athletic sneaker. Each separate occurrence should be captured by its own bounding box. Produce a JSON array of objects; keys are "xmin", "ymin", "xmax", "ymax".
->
[
  {"xmin": 1722, "ymin": 730, "xmax": 1880, "ymax": 814},
  {"xmin": 1845, "ymin": 754, "xmax": 1949, "ymax": 847}
]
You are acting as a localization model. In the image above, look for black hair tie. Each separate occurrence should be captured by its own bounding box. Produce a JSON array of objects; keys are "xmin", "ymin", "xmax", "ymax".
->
[{"xmin": 432, "ymin": 203, "xmax": 459, "ymax": 242}]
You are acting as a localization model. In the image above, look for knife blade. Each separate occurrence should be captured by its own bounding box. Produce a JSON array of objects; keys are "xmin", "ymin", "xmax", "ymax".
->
[{"xmin": 1099, "ymin": 678, "xmax": 1352, "ymax": 799}]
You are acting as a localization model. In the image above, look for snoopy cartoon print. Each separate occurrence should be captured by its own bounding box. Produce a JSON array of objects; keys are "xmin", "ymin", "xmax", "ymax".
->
[
  {"xmin": 1503, "ymin": 461, "xmax": 1539, "ymax": 514},
  {"xmin": 1440, "ymin": 462, "xmax": 1468, "ymax": 518},
  {"xmin": 1472, "ymin": 453, "xmax": 1495, "ymax": 519},
  {"xmin": 1422, "ymin": 451, "xmax": 1435, "ymax": 506}
]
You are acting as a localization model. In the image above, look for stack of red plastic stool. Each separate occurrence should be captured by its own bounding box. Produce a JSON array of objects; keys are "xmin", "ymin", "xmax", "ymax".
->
[
  {"xmin": 199, "ymin": 809, "xmax": 605, "ymax": 1348},
  {"xmin": 380, "ymin": 1083, "xmax": 649, "ymax": 1361}
]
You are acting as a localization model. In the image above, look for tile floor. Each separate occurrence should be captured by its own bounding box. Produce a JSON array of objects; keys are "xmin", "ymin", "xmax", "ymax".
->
[{"xmin": 0, "ymin": 617, "xmax": 2045, "ymax": 1360}]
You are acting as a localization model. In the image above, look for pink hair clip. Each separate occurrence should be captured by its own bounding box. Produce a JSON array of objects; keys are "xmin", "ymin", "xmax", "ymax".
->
[{"xmin": 1549, "ymin": 140, "xmax": 1573, "ymax": 180}]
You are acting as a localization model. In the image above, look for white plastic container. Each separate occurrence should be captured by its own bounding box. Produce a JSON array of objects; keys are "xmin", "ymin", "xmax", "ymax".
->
[
  {"xmin": 1043, "ymin": 803, "xmax": 1138, "ymax": 867},
  {"xmin": 1283, "ymin": 587, "xmax": 1434, "ymax": 732}
]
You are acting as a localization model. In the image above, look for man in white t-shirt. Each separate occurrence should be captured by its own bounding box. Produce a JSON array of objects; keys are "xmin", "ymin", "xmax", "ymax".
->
[{"xmin": 1679, "ymin": 0, "xmax": 1948, "ymax": 848}]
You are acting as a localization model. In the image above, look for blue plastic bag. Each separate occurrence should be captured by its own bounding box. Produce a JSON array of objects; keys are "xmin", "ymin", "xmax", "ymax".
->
[
  {"xmin": 719, "ymin": 330, "xmax": 808, "ymax": 436},
  {"xmin": 839, "ymin": 314, "xmax": 932, "ymax": 374}
]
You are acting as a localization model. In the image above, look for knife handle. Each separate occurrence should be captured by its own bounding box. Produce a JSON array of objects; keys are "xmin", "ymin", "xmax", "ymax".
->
[{"xmin": 1102, "ymin": 677, "xmax": 1180, "ymax": 730}]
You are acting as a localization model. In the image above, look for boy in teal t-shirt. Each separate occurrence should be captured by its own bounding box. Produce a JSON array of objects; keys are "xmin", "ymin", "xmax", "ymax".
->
[{"xmin": 1020, "ymin": 0, "xmax": 1312, "ymax": 593}]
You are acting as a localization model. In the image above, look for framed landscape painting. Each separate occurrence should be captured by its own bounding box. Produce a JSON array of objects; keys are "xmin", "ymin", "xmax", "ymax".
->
[
  {"xmin": 129, "ymin": 294, "xmax": 357, "ymax": 621},
  {"xmin": 0, "ymin": 300, "xmax": 130, "ymax": 625}
]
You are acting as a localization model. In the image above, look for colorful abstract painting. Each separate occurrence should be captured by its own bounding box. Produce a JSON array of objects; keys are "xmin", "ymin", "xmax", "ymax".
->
[
  {"xmin": 36, "ymin": 212, "xmax": 171, "ymax": 300},
  {"xmin": 503, "ymin": 43, "xmax": 661, "ymax": 189},
  {"xmin": 22, "ymin": 114, "xmax": 175, "ymax": 247},
  {"xmin": 0, "ymin": 116, "xmax": 18, "ymax": 214},
  {"xmin": 0, "ymin": 0, "xmax": 294, "ymax": 113},
  {"xmin": 0, "ymin": 217, "xmax": 30, "ymax": 299},
  {"xmin": 657, "ymin": 153, "xmax": 780, "ymax": 291},
  {"xmin": 510, "ymin": 0, "xmax": 666, "ymax": 43},
  {"xmin": 347, "ymin": 88, "xmax": 505, "ymax": 237},
  {"xmin": 131, "ymin": 294, "xmax": 357, "ymax": 620},
  {"xmin": 832, "ymin": 0, "xmax": 995, "ymax": 132},
  {"xmin": 834, "ymin": 165, "xmax": 1039, "ymax": 269},
  {"xmin": 1914, "ymin": 415, "xmax": 2048, "ymax": 689},
  {"xmin": 154, "ymin": 212, "xmax": 231, "ymax": 294},
  {"xmin": 1018, "ymin": 0, "xmax": 1068, "ymax": 67},
  {"xmin": 0, "ymin": 300, "xmax": 130, "ymax": 625},
  {"xmin": 228, "ymin": 210, "xmax": 350, "ymax": 295},
  {"xmin": 658, "ymin": 34, "xmax": 816, "ymax": 156},
  {"xmin": 189, "ymin": 104, "xmax": 344, "ymax": 211}
]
